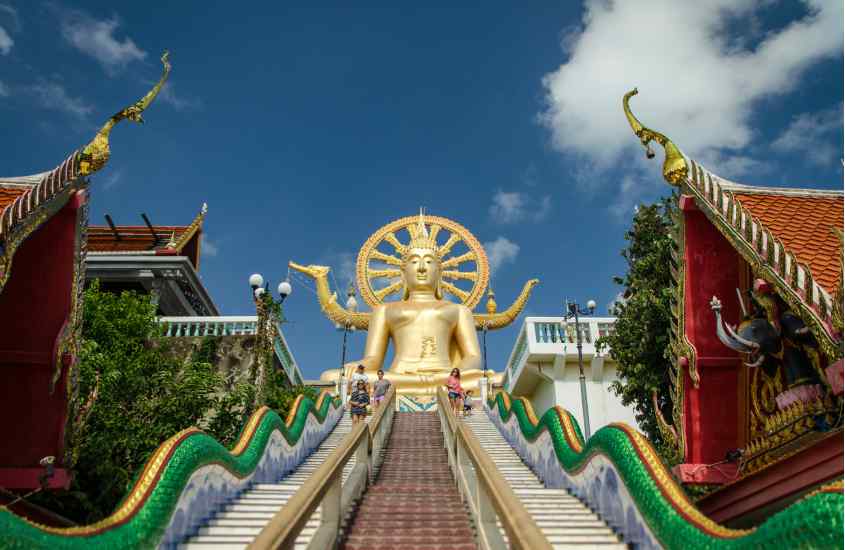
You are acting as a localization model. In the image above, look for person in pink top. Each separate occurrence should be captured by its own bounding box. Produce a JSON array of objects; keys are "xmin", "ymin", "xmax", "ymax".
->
[{"xmin": 446, "ymin": 368, "xmax": 463, "ymax": 415}]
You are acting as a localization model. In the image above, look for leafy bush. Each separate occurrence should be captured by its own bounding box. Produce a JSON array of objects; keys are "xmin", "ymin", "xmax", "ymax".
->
[
  {"xmin": 597, "ymin": 197, "xmax": 678, "ymax": 465},
  {"xmin": 30, "ymin": 282, "xmax": 308, "ymax": 523}
]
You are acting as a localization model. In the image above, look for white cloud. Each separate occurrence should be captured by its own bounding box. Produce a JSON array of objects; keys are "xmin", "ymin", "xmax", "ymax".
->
[
  {"xmin": 28, "ymin": 81, "xmax": 92, "ymax": 118},
  {"xmin": 0, "ymin": 80, "xmax": 8, "ymax": 97},
  {"xmin": 101, "ymin": 169, "xmax": 122, "ymax": 190},
  {"xmin": 59, "ymin": 9, "xmax": 146, "ymax": 73},
  {"xmin": 0, "ymin": 4, "xmax": 19, "ymax": 30},
  {"xmin": 156, "ymin": 81, "xmax": 202, "ymax": 111},
  {"xmin": 489, "ymin": 190, "xmax": 551, "ymax": 224},
  {"xmin": 540, "ymin": 0, "xmax": 843, "ymax": 174},
  {"xmin": 772, "ymin": 105, "xmax": 843, "ymax": 166},
  {"xmin": 0, "ymin": 25, "xmax": 12, "ymax": 55},
  {"xmin": 484, "ymin": 237, "xmax": 520, "ymax": 273},
  {"xmin": 200, "ymin": 234, "xmax": 219, "ymax": 257}
]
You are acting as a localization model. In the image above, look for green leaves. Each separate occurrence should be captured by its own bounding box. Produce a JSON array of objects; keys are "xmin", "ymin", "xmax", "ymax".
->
[
  {"xmin": 596, "ymin": 196, "xmax": 677, "ymax": 464},
  {"xmin": 32, "ymin": 283, "xmax": 304, "ymax": 523}
]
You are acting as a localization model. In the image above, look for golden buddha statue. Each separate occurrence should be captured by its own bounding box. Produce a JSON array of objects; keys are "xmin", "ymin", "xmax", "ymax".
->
[{"xmin": 290, "ymin": 212, "xmax": 538, "ymax": 406}]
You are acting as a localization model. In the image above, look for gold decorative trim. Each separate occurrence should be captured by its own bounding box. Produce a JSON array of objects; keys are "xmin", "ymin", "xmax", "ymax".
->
[
  {"xmin": 172, "ymin": 202, "xmax": 208, "ymax": 253},
  {"xmin": 78, "ymin": 52, "xmax": 171, "ymax": 176},
  {"xmin": 355, "ymin": 214, "xmax": 490, "ymax": 309},
  {"xmin": 622, "ymin": 89, "xmax": 688, "ymax": 185},
  {"xmin": 12, "ymin": 391, "xmax": 338, "ymax": 536}
]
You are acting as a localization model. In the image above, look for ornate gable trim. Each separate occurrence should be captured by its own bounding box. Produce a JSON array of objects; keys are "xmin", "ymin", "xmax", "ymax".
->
[{"xmin": 623, "ymin": 89, "xmax": 842, "ymax": 362}]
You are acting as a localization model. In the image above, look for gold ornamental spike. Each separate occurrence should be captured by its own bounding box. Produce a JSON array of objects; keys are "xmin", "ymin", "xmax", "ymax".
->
[
  {"xmin": 79, "ymin": 51, "xmax": 172, "ymax": 176},
  {"xmin": 428, "ymin": 224, "xmax": 441, "ymax": 243},
  {"xmin": 622, "ymin": 88, "xmax": 688, "ymax": 185},
  {"xmin": 374, "ymin": 280, "xmax": 403, "ymax": 301},
  {"xmin": 439, "ymin": 233, "xmax": 462, "ymax": 257},
  {"xmin": 441, "ymin": 281, "xmax": 469, "ymax": 302},
  {"xmin": 369, "ymin": 268, "xmax": 401, "ymax": 279},
  {"xmin": 383, "ymin": 232, "xmax": 406, "ymax": 255},
  {"xmin": 442, "ymin": 270, "xmax": 478, "ymax": 282},
  {"xmin": 441, "ymin": 251, "xmax": 476, "ymax": 269},
  {"xmin": 369, "ymin": 249, "xmax": 402, "ymax": 267}
]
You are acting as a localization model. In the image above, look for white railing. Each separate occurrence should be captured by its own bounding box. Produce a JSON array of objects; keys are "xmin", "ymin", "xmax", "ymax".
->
[
  {"xmin": 159, "ymin": 316, "xmax": 259, "ymax": 336},
  {"xmin": 437, "ymin": 389, "xmax": 551, "ymax": 550},
  {"xmin": 251, "ymin": 388, "xmax": 396, "ymax": 549},
  {"xmin": 157, "ymin": 316, "xmax": 304, "ymax": 384},
  {"xmin": 503, "ymin": 316, "xmax": 617, "ymax": 392}
]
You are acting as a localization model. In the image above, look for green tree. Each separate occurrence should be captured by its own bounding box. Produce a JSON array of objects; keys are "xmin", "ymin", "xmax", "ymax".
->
[
  {"xmin": 597, "ymin": 196, "xmax": 677, "ymax": 463},
  {"xmin": 34, "ymin": 282, "xmax": 224, "ymax": 522}
]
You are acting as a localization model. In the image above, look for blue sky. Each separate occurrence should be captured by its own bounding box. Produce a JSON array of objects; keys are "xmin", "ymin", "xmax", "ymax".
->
[{"xmin": 2, "ymin": 2, "xmax": 842, "ymax": 381}]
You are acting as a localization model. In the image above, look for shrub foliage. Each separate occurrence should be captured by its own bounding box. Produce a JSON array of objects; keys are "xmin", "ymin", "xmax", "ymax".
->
[
  {"xmin": 32, "ymin": 282, "xmax": 310, "ymax": 523},
  {"xmin": 597, "ymin": 197, "xmax": 678, "ymax": 464}
]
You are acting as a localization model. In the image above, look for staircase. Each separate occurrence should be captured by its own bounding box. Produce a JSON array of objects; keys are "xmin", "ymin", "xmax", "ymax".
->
[
  {"xmin": 464, "ymin": 412, "xmax": 627, "ymax": 549},
  {"xmin": 182, "ymin": 415, "xmax": 358, "ymax": 549},
  {"xmin": 339, "ymin": 412, "xmax": 476, "ymax": 550}
]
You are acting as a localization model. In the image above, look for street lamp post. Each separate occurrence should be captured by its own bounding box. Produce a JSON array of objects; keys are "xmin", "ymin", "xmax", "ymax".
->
[
  {"xmin": 249, "ymin": 273, "xmax": 292, "ymax": 402},
  {"xmin": 564, "ymin": 298, "xmax": 597, "ymax": 440},
  {"xmin": 337, "ymin": 283, "xmax": 358, "ymax": 401}
]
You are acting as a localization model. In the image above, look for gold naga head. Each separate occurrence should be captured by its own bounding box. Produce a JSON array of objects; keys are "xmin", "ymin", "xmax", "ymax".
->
[
  {"xmin": 78, "ymin": 51, "xmax": 171, "ymax": 176},
  {"xmin": 622, "ymin": 88, "xmax": 688, "ymax": 185},
  {"xmin": 401, "ymin": 210, "xmax": 444, "ymax": 299}
]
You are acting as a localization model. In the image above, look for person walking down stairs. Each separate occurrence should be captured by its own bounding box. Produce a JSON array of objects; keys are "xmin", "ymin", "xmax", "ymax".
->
[{"xmin": 339, "ymin": 412, "xmax": 476, "ymax": 550}]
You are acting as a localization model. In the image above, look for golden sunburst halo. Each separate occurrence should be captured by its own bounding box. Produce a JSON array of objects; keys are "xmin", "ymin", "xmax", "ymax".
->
[{"xmin": 356, "ymin": 215, "xmax": 489, "ymax": 309}]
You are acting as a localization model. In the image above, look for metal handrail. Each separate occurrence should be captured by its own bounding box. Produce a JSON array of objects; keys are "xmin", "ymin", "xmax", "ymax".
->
[
  {"xmin": 437, "ymin": 388, "xmax": 552, "ymax": 550},
  {"xmin": 250, "ymin": 386, "xmax": 396, "ymax": 549}
]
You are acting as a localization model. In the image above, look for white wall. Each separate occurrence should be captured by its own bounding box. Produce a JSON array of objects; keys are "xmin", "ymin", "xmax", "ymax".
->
[{"xmin": 522, "ymin": 358, "xmax": 637, "ymax": 433}]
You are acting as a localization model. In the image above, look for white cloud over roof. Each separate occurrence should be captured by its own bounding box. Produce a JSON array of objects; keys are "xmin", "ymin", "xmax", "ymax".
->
[{"xmin": 539, "ymin": 0, "xmax": 843, "ymax": 170}]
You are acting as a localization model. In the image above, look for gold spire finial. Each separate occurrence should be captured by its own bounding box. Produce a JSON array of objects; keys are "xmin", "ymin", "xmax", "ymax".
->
[
  {"xmin": 622, "ymin": 88, "xmax": 688, "ymax": 185},
  {"xmin": 407, "ymin": 207, "xmax": 438, "ymax": 253},
  {"xmin": 486, "ymin": 287, "xmax": 498, "ymax": 314},
  {"xmin": 79, "ymin": 51, "xmax": 172, "ymax": 176}
]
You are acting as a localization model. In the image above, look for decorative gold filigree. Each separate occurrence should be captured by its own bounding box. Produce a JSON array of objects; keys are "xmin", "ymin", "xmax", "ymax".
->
[
  {"xmin": 289, "ymin": 261, "xmax": 539, "ymax": 331},
  {"xmin": 622, "ymin": 89, "xmax": 688, "ymax": 185},
  {"xmin": 78, "ymin": 51, "xmax": 171, "ymax": 176},
  {"xmin": 356, "ymin": 214, "xmax": 490, "ymax": 309}
]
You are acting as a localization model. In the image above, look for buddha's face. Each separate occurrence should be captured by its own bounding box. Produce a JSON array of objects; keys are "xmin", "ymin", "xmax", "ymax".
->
[{"xmin": 402, "ymin": 247, "xmax": 441, "ymax": 293}]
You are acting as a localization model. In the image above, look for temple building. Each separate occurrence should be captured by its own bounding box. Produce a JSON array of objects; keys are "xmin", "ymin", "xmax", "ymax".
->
[
  {"xmin": 501, "ymin": 315, "xmax": 638, "ymax": 430},
  {"xmin": 0, "ymin": 57, "xmax": 302, "ymax": 504},
  {"xmin": 84, "ymin": 204, "xmax": 218, "ymax": 316},
  {"xmin": 624, "ymin": 89, "xmax": 843, "ymax": 526}
]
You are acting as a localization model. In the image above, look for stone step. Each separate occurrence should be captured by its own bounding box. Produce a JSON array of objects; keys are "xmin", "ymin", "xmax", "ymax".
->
[{"xmin": 466, "ymin": 413, "xmax": 624, "ymax": 548}]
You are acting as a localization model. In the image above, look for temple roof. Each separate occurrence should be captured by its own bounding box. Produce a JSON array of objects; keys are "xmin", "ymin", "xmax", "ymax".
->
[
  {"xmin": 728, "ymin": 188, "xmax": 843, "ymax": 295},
  {"xmin": 87, "ymin": 203, "xmax": 207, "ymax": 269},
  {"xmin": 621, "ymin": 89, "xmax": 843, "ymax": 345},
  {"xmin": 0, "ymin": 185, "xmax": 30, "ymax": 212}
]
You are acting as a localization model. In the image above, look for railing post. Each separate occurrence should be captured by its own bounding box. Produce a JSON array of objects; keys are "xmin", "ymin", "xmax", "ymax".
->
[
  {"xmin": 307, "ymin": 471, "xmax": 341, "ymax": 550},
  {"xmin": 477, "ymin": 480, "xmax": 508, "ymax": 550}
]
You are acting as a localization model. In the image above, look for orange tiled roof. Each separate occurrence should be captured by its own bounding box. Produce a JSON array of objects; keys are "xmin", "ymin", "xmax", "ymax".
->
[
  {"xmin": 87, "ymin": 225, "xmax": 191, "ymax": 253},
  {"xmin": 733, "ymin": 192, "xmax": 843, "ymax": 295},
  {"xmin": 0, "ymin": 186, "xmax": 29, "ymax": 212}
]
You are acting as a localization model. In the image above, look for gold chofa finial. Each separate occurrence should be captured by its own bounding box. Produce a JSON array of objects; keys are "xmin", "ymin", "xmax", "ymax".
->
[
  {"xmin": 622, "ymin": 88, "xmax": 688, "ymax": 185},
  {"xmin": 407, "ymin": 208, "xmax": 438, "ymax": 253},
  {"xmin": 79, "ymin": 51, "xmax": 172, "ymax": 176}
]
